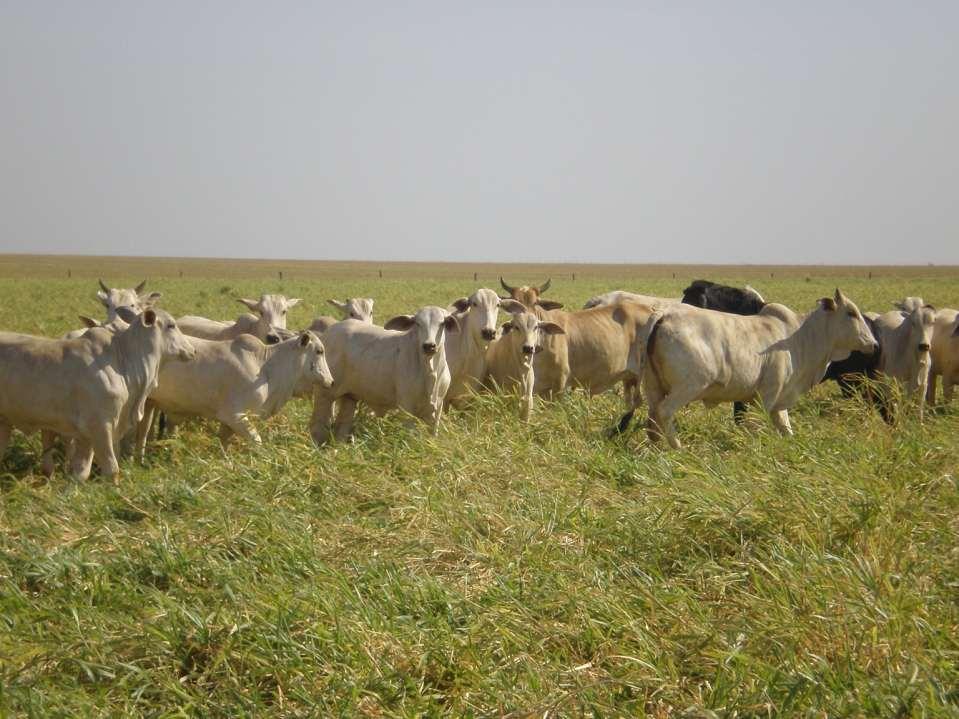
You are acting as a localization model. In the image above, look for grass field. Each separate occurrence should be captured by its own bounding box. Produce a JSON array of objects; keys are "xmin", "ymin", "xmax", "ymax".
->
[{"xmin": 1, "ymin": 256, "xmax": 958, "ymax": 717}]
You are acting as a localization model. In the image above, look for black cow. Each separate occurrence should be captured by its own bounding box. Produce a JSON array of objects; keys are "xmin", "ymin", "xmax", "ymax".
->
[
  {"xmin": 681, "ymin": 280, "xmax": 767, "ymax": 316},
  {"xmin": 681, "ymin": 280, "xmax": 767, "ymax": 423},
  {"xmin": 819, "ymin": 314, "xmax": 889, "ymax": 421}
]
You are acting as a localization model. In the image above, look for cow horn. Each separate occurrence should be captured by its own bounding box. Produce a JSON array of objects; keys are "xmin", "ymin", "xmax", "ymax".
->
[
  {"xmin": 538, "ymin": 277, "xmax": 551, "ymax": 294},
  {"xmin": 500, "ymin": 277, "xmax": 516, "ymax": 294},
  {"xmin": 98, "ymin": 279, "xmax": 110, "ymax": 293},
  {"xmin": 134, "ymin": 280, "xmax": 147, "ymax": 294}
]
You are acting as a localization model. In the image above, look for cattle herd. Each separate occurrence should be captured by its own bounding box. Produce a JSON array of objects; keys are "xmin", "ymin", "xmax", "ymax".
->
[{"xmin": 0, "ymin": 276, "xmax": 957, "ymax": 481}]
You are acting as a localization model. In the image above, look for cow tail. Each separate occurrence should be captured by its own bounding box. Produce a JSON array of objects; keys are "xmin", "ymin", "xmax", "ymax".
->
[{"xmin": 610, "ymin": 310, "xmax": 665, "ymax": 436}]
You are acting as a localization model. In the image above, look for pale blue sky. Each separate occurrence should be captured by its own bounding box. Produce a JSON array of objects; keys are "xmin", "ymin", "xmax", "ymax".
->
[{"xmin": 1, "ymin": 1, "xmax": 956, "ymax": 263}]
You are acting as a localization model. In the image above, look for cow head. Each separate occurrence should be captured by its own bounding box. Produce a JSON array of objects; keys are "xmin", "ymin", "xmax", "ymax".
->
[
  {"xmin": 500, "ymin": 311, "xmax": 565, "ymax": 359},
  {"xmin": 450, "ymin": 288, "xmax": 526, "ymax": 343},
  {"xmin": 120, "ymin": 307, "xmax": 196, "ymax": 362},
  {"xmin": 327, "ymin": 297, "xmax": 374, "ymax": 323},
  {"xmin": 237, "ymin": 294, "xmax": 301, "ymax": 331},
  {"xmin": 817, "ymin": 289, "xmax": 877, "ymax": 361},
  {"xmin": 385, "ymin": 306, "xmax": 459, "ymax": 357},
  {"xmin": 907, "ymin": 302, "xmax": 937, "ymax": 355},
  {"xmin": 296, "ymin": 331, "xmax": 334, "ymax": 389},
  {"xmin": 97, "ymin": 279, "xmax": 162, "ymax": 323},
  {"xmin": 499, "ymin": 277, "xmax": 563, "ymax": 311}
]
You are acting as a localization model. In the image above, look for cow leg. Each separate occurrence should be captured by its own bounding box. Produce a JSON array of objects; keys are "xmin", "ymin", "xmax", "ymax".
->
[
  {"xmin": 40, "ymin": 430, "xmax": 59, "ymax": 477},
  {"xmin": 732, "ymin": 401, "xmax": 748, "ymax": 425},
  {"xmin": 220, "ymin": 415, "xmax": 262, "ymax": 448},
  {"xmin": 91, "ymin": 425, "xmax": 120, "ymax": 483},
  {"xmin": 943, "ymin": 377, "xmax": 955, "ymax": 403},
  {"xmin": 333, "ymin": 397, "xmax": 358, "ymax": 443},
  {"xmin": 309, "ymin": 390, "xmax": 336, "ymax": 446},
  {"xmin": 68, "ymin": 440, "xmax": 95, "ymax": 481},
  {"xmin": 0, "ymin": 423, "xmax": 11, "ymax": 465},
  {"xmin": 643, "ymin": 375, "xmax": 668, "ymax": 445},
  {"xmin": 770, "ymin": 409, "xmax": 793, "ymax": 436},
  {"xmin": 136, "ymin": 402, "xmax": 156, "ymax": 464},
  {"xmin": 925, "ymin": 372, "xmax": 938, "ymax": 406}
]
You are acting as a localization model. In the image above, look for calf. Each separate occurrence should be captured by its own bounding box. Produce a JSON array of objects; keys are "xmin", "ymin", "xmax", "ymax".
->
[
  {"xmin": 444, "ymin": 289, "xmax": 525, "ymax": 406},
  {"xmin": 310, "ymin": 307, "xmax": 458, "ymax": 444},
  {"xmin": 137, "ymin": 331, "xmax": 332, "ymax": 457},
  {"xmin": 631, "ymin": 289, "xmax": 875, "ymax": 448},
  {"xmin": 486, "ymin": 301, "xmax": 656, "ymax": 413},
  {"xmin": 927, "ymin": 308, "xmax": 959, "ymax": 404},
  {"xmin": 177, "ymin": 293, "xmax": 300, "ymax": 344},
  {"xmin": 484, "ymin": 310, "xmax": 565, "ymax": 420},
  {"xmin": 308, "ymin": 297, "xmax": 375, "ymax": 334},
  {"xmin": 867, "ymin": 300, "xmax": 936, "ymax": 421},
  {"xmin": 0, "ymin": 309, "xmax": 195, "ymax": 480}
]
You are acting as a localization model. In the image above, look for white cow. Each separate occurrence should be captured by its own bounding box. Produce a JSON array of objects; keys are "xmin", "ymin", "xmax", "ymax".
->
[
  {"xmin": 582, "ymin": 291, "xmax": 679, "ymax": 310},
  {"xmin": 310, "ymin": 306, "xmax": 458, "ymax": 444},
  {"xmin": 634, "ymin": 289, "xmax": 876, "ymax": 448},
  {"xmin": 137, "ymin": 331, "xmax": 332, "ymax": 457},
  {"xmin": 927, "ymin": 307, "xmax": 959, "ymax": 404},
  {"xmin": 0, "ymin": 309, "xmax": 195, "ymax": 480},
  {"xmin": 444, "ymin": 289, "xmax": 526, "ymax": 406},
  {"xmin": 867, "ymin": 299, "xmax": 937, "ymax": 421},
  {"xmin": 308, "ymin": 298, "xmax": 375, "ymax": 334},
  {"xmin": 484, "ymin": 310, "xmax": 566, "ymax": 420},
  {"xmin": 96, "ymin": 279, "xmax": 162, "ymax": 322},
  {"xmin": 177, "ymin": 294, "xmax": 300, "ymax": 344}
]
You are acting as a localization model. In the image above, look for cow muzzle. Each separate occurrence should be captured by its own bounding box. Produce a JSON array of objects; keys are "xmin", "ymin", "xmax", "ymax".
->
[
  {"xmin": 422, "ymin": 342, "xmax": 437, "ymax": 356},
  {"xmin": 265, "ymin": 333, "xmax": 281, "ymax": 345},
  {"xmin": 522, "ymin": 345, "xmax": 535, "ymax": 356},
  {"xmin": 481, "ymin": 328, "xmax": 496, "ymax": 341},
  {"xmin": 918, "ymin": 342, "xmax": 931, "ymax": 353}
]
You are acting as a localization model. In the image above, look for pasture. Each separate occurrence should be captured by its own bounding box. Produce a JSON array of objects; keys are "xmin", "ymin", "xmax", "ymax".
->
[{"xmin": 1, "ymin": 256, "xmax": 958, "ymax": 717}]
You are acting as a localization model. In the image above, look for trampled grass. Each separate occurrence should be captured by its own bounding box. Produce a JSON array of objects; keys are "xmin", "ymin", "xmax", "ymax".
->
[{"xmin": 1, "ymin": 256, "xmax": 958, "ymax": 716}]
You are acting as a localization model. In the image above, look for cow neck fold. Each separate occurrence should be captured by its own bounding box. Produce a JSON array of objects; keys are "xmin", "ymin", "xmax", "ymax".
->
[
  {"xmin": 781, "ymin": 309, "xmax": 844, "ymax": 397},
  {"xmin": 256, "ymin": 338, "xmax": 308, "ymax": 417}
]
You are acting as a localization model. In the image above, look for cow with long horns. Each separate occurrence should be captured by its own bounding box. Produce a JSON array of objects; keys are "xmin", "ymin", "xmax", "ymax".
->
[{"xmin": 499, "ymin": 278, "xmax": 563, "ymax": 311}]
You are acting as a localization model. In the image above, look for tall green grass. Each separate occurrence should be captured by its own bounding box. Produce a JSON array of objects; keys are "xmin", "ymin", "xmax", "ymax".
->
[{"xmin": 1, "ymin": 269, "xmax": 958, "ymax": 716}]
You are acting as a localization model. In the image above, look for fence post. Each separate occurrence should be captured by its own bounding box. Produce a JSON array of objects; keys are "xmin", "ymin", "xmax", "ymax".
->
[
  {"xmin": 279, "ymin": 271, "xmax": 283, "ymax": 281},
  {"xmin": 67, "ymin": 269, "xmax": 71, "ymax": 278},
  {"xmin": 473, "ymin": 272, "xmax": 477, "ymax": 281}
]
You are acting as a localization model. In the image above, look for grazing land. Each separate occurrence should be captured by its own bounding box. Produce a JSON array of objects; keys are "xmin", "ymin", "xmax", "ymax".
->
[{"xmin": 1, "ymin": 255, "xmax": 958, "ymax": 717}]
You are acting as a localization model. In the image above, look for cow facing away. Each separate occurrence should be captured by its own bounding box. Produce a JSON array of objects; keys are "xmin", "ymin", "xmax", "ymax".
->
[
  {"xmin": 137, "ymin": 331, "xmax": 332, "ymax": 458},
  {"xmin": 927, "ymin": 307, "xmax": 959, "ymax": 405},
  {"xmin": 444, "ymin": 289, "xmax": 526, "ymax": 406},
  {"xmin": 310, "ymin": 307, "xmax": 458, "ymax": 445},
  {"xmin": 633, "ymin": 289, "xmax": 876, "ymax": 448},
  {"xmin": 866, "ymin": 300, "xmax": 936, "ymax": 422},
  {"xmin": 484, "ymin": 310, "xmax": 565, "ymax": 420},
  {"xmin": 308, "ymin": 298, "xmax": 375, "ymax": 334},
  {"xmin": 0, "ymin": 309, "xmax": 195, "ymax": 480},
  {"xmin": 96, "ymin": 279, "xmax": 162, "ymax": 323},
  {"xmin": 177, "ymin": 294, "xmax": 300, "ymax": 344},
  {"xmin": 583, "ymin": 291, "xmax": 679, "ymax": 310}
]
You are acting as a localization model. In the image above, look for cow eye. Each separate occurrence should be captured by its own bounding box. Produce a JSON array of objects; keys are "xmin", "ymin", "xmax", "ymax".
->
[{"xmin": 847, "ymin": 311, "xmax": 856, "ymax": 318}]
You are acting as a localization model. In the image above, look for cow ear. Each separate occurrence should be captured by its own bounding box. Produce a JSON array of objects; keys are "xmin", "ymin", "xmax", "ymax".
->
[
  {"xmin": 443, "ymin": 314, "xmax": 460, "ymax": 333},
  {"xmin": 78, "ymin": 315, "xmax": 100, "ymax": 328},
  {"xmin": 501, "ymin": 321, "xmax": 515, "ymax": 335},
  {"xmin": 96, "ymin": 291, "xmax": 110, "ymax": 306},
  {"xmin": 834, "ymin": 288, "xmax": 844, "ymax": 306},
  {"xmin": 287, "ymin": 298, "xmax": 302, "ymax": 308},
  {"xmin": 538, "ymin": 321, "xmax": 566, "ymax": 335},
  {"xmin": 536, "ymin": 300, "xmax": 564, "ymax": 310},
  {"xmin": 115, "ymin": 306, "xmax": 138, "ymax": 323},
  {"xmin": 327, "ymin": 299, "xmax": 347, "ymax": 311},
  {"xmin": 238, "ymin": 298, "xmax": 259, "ymax": 311},
  {"xmin": 451, "ymin": 297, "xmax": 470, "ymax": 312},
  {"xmin": 498, "ymin": 299, "xmax": 526, "ymax": 315},
  {"xmin": 818, "ymin": 297, "xmax": 836, "ymax": 312},
  {"xmin": 144, "ymin": 291, "xmax": 162, "ymax": 303},
  {"xmin": 299, "ymin": 332, "xmax": 311, "ymax": 347},
  {"xmin": 923, "ymin": 304, "xmax": 936, "ymax": 311},
  {"xmin": 384, "ymin": 315, "xmax": 415, "ymax": 331},
  {"xmin": 141, "ymin": 309, "xmax": 157, "ymax": 326}
]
